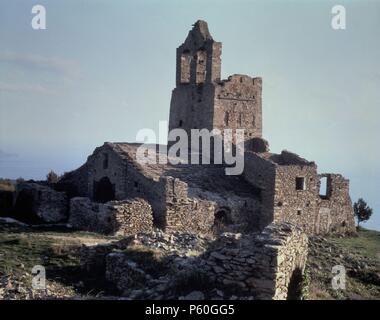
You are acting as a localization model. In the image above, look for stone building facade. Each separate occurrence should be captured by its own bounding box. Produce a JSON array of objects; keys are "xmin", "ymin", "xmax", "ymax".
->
[
  {"xmin": 244, "ymin": 150, "xmax": 356, "ymax": 234},
  {"xmin": 58, "ymin": 20, "xmax": 355, "ymax": 236}
]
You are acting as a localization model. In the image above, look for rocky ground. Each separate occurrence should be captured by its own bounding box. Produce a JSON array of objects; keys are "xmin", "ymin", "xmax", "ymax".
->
[{"xmin": 0, "ymin": 219, "xmax": 379, "ymax": 300}]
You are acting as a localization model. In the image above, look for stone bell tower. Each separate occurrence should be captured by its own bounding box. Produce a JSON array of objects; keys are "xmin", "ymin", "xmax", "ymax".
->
[{"xmin": 169, "ymin": 20, "xmax": 262, "ymax": 144}]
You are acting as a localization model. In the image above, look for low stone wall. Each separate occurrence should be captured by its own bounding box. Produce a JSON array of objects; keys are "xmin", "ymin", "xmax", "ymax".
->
[
  {"xmin": 80, "ymin": 223, "xmax": 308, "ymax": 300},
  {"xmin": 200, "ymin": 223, "xmax": 308, "ymax": 299},
  {"xmin": 69, "ymin": 197, "xmax": 153, "ymax": 235},
  {"xmin": 14, "ymin": 182, "xmax": 68, "ymax": 223}
]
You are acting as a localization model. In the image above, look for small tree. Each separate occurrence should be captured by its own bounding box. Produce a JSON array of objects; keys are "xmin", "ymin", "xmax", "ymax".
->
[
  {"xmin": 46, "ymin": 170, "xmax": 59, "ymax": 184},
  {"xmin": 353, "ymin": 198, "xmax": 373, "ymax": 228},
  {"xmin": 16, "ymin": 177, "xmax": 25, "ymax": 184}
]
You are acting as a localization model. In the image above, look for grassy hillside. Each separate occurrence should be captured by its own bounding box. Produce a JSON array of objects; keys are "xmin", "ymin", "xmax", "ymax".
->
[{"xmin": 306, "ymin": 228, "xmax": 380, "ymax": 300}]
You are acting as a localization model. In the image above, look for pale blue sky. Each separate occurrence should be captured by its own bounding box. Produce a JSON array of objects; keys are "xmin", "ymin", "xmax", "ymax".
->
[{"xmin": 0, "ymin": 0, "xmax": 379, "ymax": 230}]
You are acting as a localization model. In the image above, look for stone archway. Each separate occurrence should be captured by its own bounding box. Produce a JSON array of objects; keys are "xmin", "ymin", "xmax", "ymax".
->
[
  {"xmin": 286, "ymin": 267, "xmax": 303, "ymax": 300},
  {"xmin": 213, "ymin": 206, "xmax": 233, "ymax": 232},
  {"xmin": 93, "ymin": 177, "xmax": 115, "ymax": 203}
]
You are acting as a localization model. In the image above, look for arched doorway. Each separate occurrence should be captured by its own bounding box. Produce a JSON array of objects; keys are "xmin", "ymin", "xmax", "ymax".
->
[
  {"xmin": 213, "ymin": 206, "xmax": 233, "ymax": 232},
  {"xmin": 286, "ymin": 268, "xmax": 303, "ymax": 300},
  {"xmin": 93, "ymin": 177, "xmax": 115, "ymax": 203}
]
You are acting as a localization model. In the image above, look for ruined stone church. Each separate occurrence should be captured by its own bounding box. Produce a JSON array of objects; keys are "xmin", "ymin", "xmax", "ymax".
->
[{"xmin": 59, "ymin": 20, "xmax": 356, "ymax": 236}]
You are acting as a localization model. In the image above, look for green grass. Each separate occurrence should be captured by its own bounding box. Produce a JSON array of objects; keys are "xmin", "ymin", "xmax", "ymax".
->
[
  {"xmin": 0, "ymin": 233, "xmax": 75, "ymax": 275},
  {"xmin": 307, "ymin": 228, "xmax": 380, "ymax": 300},
  {"xmin": 330, "ymin": 228, "xmax": 380, "ymax": 260},
  {"xmin": 0, "ymin": 224, "xmax": 120, "ymax": 297}
]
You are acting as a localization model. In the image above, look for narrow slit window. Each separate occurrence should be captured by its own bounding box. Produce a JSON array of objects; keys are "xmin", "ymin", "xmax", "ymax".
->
[
  {"xmin": 295, "ymin": 177, "xmax": 305, "ymax": 190},
  {"xmin": 102, "ymin": 153, "xmax": 109, "ymax": 169},
  {"xmin": 224, "ymin": 112, "xmax": 229, "ymax": 126}
]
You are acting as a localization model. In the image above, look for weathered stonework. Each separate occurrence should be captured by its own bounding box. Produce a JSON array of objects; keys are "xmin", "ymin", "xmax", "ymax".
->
[
  {"xmin": 199, "ymin": 223, "xmax": 308, "ymax": 300},
  {"xmin": 244, "ymin": 150, "xmax": 356, "ymax": 235},
  {"xmin": 69, "ymin": 197, "xmax": 153, "ymax": 236},
  {"xmin": 169, "ymin": 21, "xmax": 262, "ymax": 144},
  {"xmin": 80, "ymin": 223, "xmax": 308, "ymax": 300},
  {"xmin": 14, "ymin": 182, "xmax": 68, "ymax": 223}
]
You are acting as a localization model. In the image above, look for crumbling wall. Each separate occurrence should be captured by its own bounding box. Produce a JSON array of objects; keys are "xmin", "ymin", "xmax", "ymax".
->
[
  {"xmin": 169, "ymin": 20, "xmax": 221, "ymax": 139},
  {"xmin": 14, "ymin": 182, "xmax": 68, "ymax": 223},
  {"xmin": 69, "ymin": 197, "xmax": 153, "ymax": 235},
  {"xmin": 272, "ymin": 164, "xmax": 319, "ymax": 234},
  {"xmin": 80, "ymin": 223, "xmax": 308, "ymax": 300},
  {"xmin": 272, "ymin": 167, "xmax": 355, "ymax": 235},
  {"xmin": 124, "ymin": 165, "xmax": 166, "ymax": 228},
  {"xmin": 200, "ymin": 223, "xmax": 308, "ymax": 300},
  {"xmin": 170, "ymin": 21, "xmax": 262, "ymax": 145},
  {"xmin": 244, "ymin": 150, "xmax": 355, "ymax": 236},
  {"xmin": 214, "ymin": 75, "xmax": 262, "ymax": 141},
  {"xmin": 244, "ymin": 152, "xmax": 276, "ymax": 230},
  {"xmin": 316, "ymin": 174, "xmax": 356, "ymax": 234},
  {"xmin": 81, "ymin": 143, "xmax": 167, "ymax": 227},
  {"xmin": 163, "ymin": 176, "xmax": 216, "ymax": 234},
  {"xmin": 56, "ymin": 163, "xmax": 89, "ymax": 198}
]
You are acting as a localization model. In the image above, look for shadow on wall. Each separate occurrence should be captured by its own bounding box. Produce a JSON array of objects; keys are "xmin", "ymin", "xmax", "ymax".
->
[
  {"xmin": 93, "ymin": 177, "xmax": 115, "ymax": 203},
  {"xmin": 286, "ymin": 267, "xmax": 303, "ymax": 300}
]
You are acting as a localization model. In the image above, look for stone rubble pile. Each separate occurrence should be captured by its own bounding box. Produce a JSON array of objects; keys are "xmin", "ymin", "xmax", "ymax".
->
[{"xmin": 0, "ymin": 274, "xmax": 76, "ymax": 300}]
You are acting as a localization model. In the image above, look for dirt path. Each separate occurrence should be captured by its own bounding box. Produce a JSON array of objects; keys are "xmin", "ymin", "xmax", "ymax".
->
[{"xmin": 32, "ymin": 234, "xmax": 117, "ymax": 246}]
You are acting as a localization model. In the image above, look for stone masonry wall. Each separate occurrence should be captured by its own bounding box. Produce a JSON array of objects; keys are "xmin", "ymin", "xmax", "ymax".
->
[
  {"xmin": 80, "ymin": 223, "xmax": 308, "ymax": 300},
  {"xmin": 244, "ymin": 150, "xmax": 355, "ymax": 236},
  {"xmin": 85, "ymin": 143, "xmax": 167, "ymax": 226},
  {"xmin": 273, "ymin": 167, "xmax": 355, "ymax": 235},
  {"xmin": 69, "ymin": 197, "xmax": 153, "ymax": 235},
  {"xmin": 163, "ymin": 176, "xmax": 216, "ymax": 234},
  {"xmin": 214, "ymin": 75, "xmax": 262, "ymax": 141},
  {"xmin": 273, "ymin": 164, "xmax": 319, "ymax": 234},
  {"xmin": 87, "ymin": 143, "xmax": 128, "ymax": 200},
  {"xmin": 316, "ymin": 174, "xmax": 356, "ymax": 234},
  {"xmin": 200, "ymin": 223, "xmax": 308, "ymax": 300},
  {"xmin": 170, "ymin": 21, "xmax": 262, "ymax": 144},
  {"xmin": 244, "ymin": 152, "xmax": 276, "ymax": 230},
  {"xmin": 14, "ymin": 182, "xmax": 68, "ymax": 223}
]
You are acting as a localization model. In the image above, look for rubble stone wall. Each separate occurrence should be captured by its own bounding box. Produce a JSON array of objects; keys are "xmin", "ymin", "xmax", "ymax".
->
[
  {"xmin": 213, "ymin": 75, "xmax": 262, "ymax": 141},
  {"xmin": 273, "ymin": 164, "xmax": 319, "ymax": 234},
  {"xmin": 14, "ymin": 182, "xmax": 68, "ymax": 223},
  {"xmin": 87, "ymin": 144, "xmax": 128, "ymax": 200},
  {"xmin": 244, "ymin": 152, "xmax": 276, "ymax": 229},
  {"xmin": 69, "ymin": 197, "xmax": 153, "ymax": 235},
  {"xmin": 80, "ymin": 223, "xmax": 308, "ymax": 300},
  {"xmin": 200, "ymin": 223, "xmax": 308, "ymax": 299},
  {"xmin": 316, "ymin": 174, "xmax": 356, "ymax": 234},
  {"xmin": 163, "ymin": 176, "xmax": 216, "ymax": 234},
  {"xmin": 272, "ymin": 167, "xmax": 356, "ymax": 235}
]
